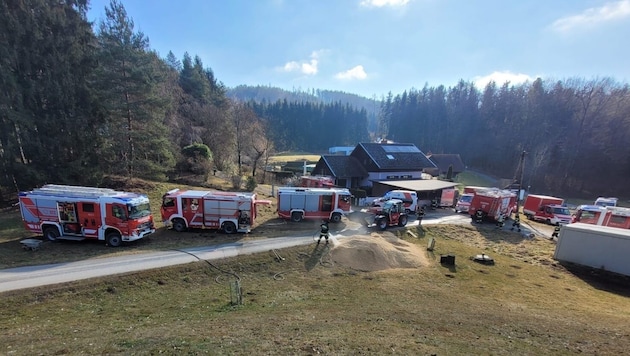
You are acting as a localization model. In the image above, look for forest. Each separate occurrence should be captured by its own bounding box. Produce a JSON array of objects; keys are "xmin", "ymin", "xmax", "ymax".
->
[
  {"xmin": 2, "ymin": 0, "xmax": 629, "ymax": 204},
  {"xmin": 379, "ymin": 78, "xmax": 630, "ymax": 198}
]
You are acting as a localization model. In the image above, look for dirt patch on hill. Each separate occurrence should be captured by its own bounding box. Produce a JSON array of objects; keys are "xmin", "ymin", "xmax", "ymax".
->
[{"xmin": 330, "ymin": 232, "xmax": 429, "ymax": 272}]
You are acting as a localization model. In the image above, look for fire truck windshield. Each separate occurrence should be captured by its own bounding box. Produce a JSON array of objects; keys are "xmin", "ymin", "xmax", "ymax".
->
[
  {"xmin": 552, "ymin": 207, "xmax": 571, "ymax": 215},
  {"xmin": 128, "ymin": 202, "xmax": 151, "ymax": 219}
]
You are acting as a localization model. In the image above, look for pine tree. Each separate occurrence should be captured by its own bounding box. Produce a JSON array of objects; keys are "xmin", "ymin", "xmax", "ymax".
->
[
  {"xmin": 0, "ymin": 0, "xmax": 102, "ymax": 189},
  {"xmin": 95, "ymin": 0, "xmax": 174, "ymax": 180}
]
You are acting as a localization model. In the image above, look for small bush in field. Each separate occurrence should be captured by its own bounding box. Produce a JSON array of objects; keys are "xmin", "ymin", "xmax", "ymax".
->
[
  {"xmin": 231, "ymin": 175, "xmax": 243, "ymax": 190},
  {"xmin": 245, "ymin": 176, "xmax": 257, "ymax": 191}
]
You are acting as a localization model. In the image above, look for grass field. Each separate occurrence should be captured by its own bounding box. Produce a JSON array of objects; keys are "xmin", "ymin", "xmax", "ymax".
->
[
  {"xmin": 267, "ymin": 153, "xmax": 321, "ymax": 163},
  {"xmin": 1, "ymin": 224, "xmax": 630, "ymax": 355},
  {"xmin": 454, "ymin": 170, "xmax": 497, "ymax": 189}
]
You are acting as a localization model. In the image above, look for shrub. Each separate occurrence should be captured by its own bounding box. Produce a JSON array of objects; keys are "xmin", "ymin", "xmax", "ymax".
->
[
  {"xmin": 182, "ymin": 143, "xmax": 212, "ymax": 160},
  {"xmin": 245, "ymin": 176, "xmax": 257, "ymax": 192},
  {"xmin": 231, "ymin": 175, "xmax": 243, "ymax": 190},
  {"xmin": 179, "ymin": 143, "xmax": 213, "ymax": 177}
]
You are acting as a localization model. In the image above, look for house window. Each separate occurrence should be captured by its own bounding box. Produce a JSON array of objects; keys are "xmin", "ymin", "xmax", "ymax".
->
[{"xmin": 386, "ymin": 154, "xmax": 395, "ymax": 160}]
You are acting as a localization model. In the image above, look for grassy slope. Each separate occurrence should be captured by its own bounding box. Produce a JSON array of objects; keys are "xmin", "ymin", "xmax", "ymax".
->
[{"xmin": 1, "ymin": 226, "xmax": 629, "ymax": 355}]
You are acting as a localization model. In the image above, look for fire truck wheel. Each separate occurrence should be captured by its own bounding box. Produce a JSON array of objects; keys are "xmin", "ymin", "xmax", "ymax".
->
[
  {"xmin": 330, "ymin": 213, "xmax": 342, "ymax": 223},
  {"xmin": 291, "ymin": 212, "xmax": 303, "ymax": 222},
  {"xmin": 43, "ymin": 227, "xmax": 60, "ymax": 241},
  {"xmin": 398, "ymin": 215, "xmax": 408, "ymax": 227},
  {"xmin": 106, "ymin": 232, "xmax": 122, "ymax": 247},
  {"xmin": 172, "ymin": 219, "xmax": 186, "ymax": 232},
  {"xmin": 223, "ymin": 222, "xmax": 237, "ymax": 234},
  {"xmin": 378, "ymin": 218, "xmax": 388, "ymax": 230}
]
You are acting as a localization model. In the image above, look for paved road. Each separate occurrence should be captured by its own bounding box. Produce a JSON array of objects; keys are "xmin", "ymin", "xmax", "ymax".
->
[{"xmin": 0, "ymin": 211, "xmax": 549, "ymax": 293}]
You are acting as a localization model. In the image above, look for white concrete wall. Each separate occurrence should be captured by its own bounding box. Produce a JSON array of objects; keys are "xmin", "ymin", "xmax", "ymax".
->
[{"xmin": 359, "ymin": 171, "xmax": 423, "ymax": 187}]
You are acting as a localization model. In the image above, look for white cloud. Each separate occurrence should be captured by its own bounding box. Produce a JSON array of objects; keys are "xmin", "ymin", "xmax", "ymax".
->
[
  {"xmin": 335, "ymin": 65, "xmax": 368, "ymax": 80},
  {"xmin": 280, "ymin": 51, "xmax": 322, "ymax": 76},
  {"xmin": 360, "ymin": 0, "xmax": 410, "ymax": 8},
  {"xmin": 551, "ymin": 0, "xmax": 630, "ymax": 33},
  {"xmin": 473, "ymin": 71, "xmax": 534, "ymax": 88}
]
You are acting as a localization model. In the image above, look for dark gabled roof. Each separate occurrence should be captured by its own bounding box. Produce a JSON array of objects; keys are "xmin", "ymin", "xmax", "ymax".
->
[
  {"xmin": 321, "ymin": 155, "xmax": 368, "ymax": 178},
  {"xmin": 357, "ymin": 142, "xmax": 437, "ymax": 171},
  {"xmin": 426, "ymin": 154, "xmax": 466, "ymax": 173}
]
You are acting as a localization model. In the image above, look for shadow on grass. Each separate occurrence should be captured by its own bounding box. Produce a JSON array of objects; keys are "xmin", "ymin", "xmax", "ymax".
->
[
  {"xmin": 559, "ymin": 261, "xmax": 630, "ymax": 297},
  {"xmin": 303, "ymin": 243, "xmax": 331, "ymax": 272},
  {"xmin": 470, "ymin": 217, "xmax": 537, "ymax": 245},
  {"xmin": 0, "ymin": 226, "xmax": 249, "ymax": 270}
]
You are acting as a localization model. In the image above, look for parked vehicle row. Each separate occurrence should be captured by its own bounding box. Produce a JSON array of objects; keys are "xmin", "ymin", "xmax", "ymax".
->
[
  {"xmin": 18, "ymin": 184, "xmax": 355, "ymax": 247},
  {"xmin": 19, "ymin": 183, "xmax": 626, "ymax": 248}
]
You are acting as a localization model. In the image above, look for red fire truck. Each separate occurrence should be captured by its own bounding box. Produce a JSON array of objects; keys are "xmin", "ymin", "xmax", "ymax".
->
[
  {"xmin": 160, "ymin": 189, "xmax": 271, "ymax": 234},
  {"xmin": 522, "ymin": 194, "xmax": 571, "ymax": 225},
  {"xmin": 277, "ymin": 187, "xmax": 353, "ymax": 223},
  {"xmin": 299, "ymin": 175, "xmax": 336, "ymax": 188},
  {"xmin": 18, "ymin": 184, "xmax": 155, "ymax": 247},
  {"xmin": 572, "ymin": 205, "xmax": 630, "ymax": 229},
  {"xmin": 469, "ymin": 188, "xmax": 517, "ymax": 222}
]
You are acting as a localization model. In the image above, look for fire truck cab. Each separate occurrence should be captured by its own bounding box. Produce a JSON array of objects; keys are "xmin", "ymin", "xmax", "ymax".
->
[{"xmin": 18, "ymin": 184, "xmax": 155, "ymax": 247}]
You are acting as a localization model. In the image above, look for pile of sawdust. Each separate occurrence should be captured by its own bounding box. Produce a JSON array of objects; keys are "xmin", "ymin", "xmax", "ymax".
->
[{"xmin": 330, "ymin": 232, "xmax": 429, "ymax": 272}]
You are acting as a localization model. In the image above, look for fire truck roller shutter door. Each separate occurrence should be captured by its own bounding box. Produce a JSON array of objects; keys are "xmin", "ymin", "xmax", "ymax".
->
[{"xmin": 306, "ymin": 195, "xmax": 319, "ymax": 212}]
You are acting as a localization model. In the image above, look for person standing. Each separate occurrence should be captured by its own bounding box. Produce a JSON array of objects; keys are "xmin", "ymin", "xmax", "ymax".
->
[
  {"xmin": 417, "ymin": 207, "xmax": 425, "ymax": 224},
  {"xmin": 318, "ymin": 220, "xmax": 330, "ymax": 244},
  {"xmin": 474, "ymin": 209, "xmax": 484, "ymax": 223}
]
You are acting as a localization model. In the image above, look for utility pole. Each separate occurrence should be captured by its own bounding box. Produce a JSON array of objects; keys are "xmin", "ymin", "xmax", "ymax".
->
[
  {"xmin": 511, "ymin": 151, "xmax": 526, "ymax": 232},
  {"xmin": 517, "ymin": 150, "xmax": 526, "ymax": 204}
]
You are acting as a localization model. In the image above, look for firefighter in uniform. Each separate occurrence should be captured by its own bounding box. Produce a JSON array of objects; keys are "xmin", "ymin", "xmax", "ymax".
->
[
  {"xmin": 496, "ymin": 214, "xmax": 505, "ymax": 228},
  {"xmin": 318, "ymin": 220, "xmax": 330, "ymax": 244},
  {"xmin": 474, "ymin": 209, "xmax": 484, "ymax": 224},
  {"xmin": 551, "ymin": 225, "xmax": 561, "ymax": 238},
  {"xmin": 511, "ymin": 213, "xmax": 521, "ymax": 232},
  {"xmin": 417, "ymin": 206, "xmax": 425, "ymax": 224}
]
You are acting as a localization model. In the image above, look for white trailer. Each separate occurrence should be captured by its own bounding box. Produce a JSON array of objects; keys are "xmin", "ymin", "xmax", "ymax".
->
[{"xmin": 554, "ymin": 223, "xmax": 630, "ymax": 277}]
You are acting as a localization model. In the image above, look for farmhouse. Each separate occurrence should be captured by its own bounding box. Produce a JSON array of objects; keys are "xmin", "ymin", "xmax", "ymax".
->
[{"xmin": 312, "ymin": 142, "xmax": 457, "ymax": 197}]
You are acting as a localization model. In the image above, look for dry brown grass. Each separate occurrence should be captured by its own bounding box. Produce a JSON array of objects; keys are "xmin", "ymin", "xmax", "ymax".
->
[
  {"xmin": 1, "ymin": 225, "xmax": 630, "ymax": 355},
  {"xmin": 267, "ymin": 154, "xmax": 321, "ymax": 163}
]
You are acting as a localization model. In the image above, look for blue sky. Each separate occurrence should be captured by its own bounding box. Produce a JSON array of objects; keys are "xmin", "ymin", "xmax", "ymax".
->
[{"xmin": 87, "ymin": 0, "xmax": 630, "ymax": 98}]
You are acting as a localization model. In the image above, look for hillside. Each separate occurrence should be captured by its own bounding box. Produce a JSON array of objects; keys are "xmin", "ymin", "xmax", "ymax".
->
[{"xmin": 227, "ymin": 85, "xmax": 380, "ymax": 133}]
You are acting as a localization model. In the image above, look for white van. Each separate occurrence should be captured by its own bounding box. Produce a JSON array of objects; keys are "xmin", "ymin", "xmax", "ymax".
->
[
  {"xmin": 372, "ymin": 190, "xmax": 419, "ymax": 213},
  {"xmin": 594, "ymin": 197, "xmax": 618, "ymax": 207}
]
